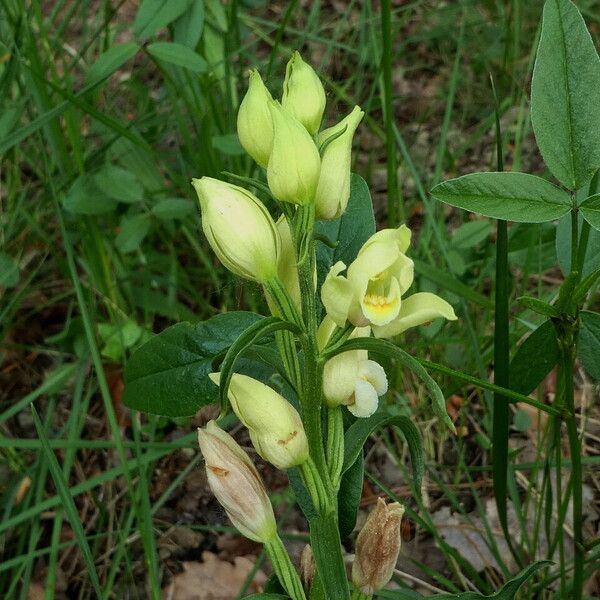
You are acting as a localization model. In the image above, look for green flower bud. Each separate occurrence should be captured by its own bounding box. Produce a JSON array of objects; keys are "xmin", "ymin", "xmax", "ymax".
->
[
  {"xmin": 352, "ymin": 498, "xmax": 405, "ymax": 594},
  {"xmin": 197, "ymin": 421, "xmax": 277, "ymax": 543},
  {"xmin": 282, "ymin": 51, "xmax": 326, "ymax": 135},
  {"xmin": 267, "ymin": 101, "xmax": 321, "ymax": 205},
  {"xmin": 237, "ymin": 69, "xmax": 274, "ymax": 167},
  {"xmin": 192, "ymin": 177, "xmax": 281, "ymax": 282},
  {"xmin": 209, "ymin": 373, "xmax": 309, "ymax": 470},
  {"xmin": 315, "ymin": 106, "xmax": 364, "ymax": 220}
]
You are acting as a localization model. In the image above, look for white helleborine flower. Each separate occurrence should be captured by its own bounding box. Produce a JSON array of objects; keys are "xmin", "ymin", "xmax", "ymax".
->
[
  {"xmin": 321, "ymin": 225, "xmax": 457, "ymax": 337},
  {"xmin": 317, "ymin": 317, "xmax": 387, "ymax": 418},
  {"xmin": 197, "ymin": 421, "xmax": 277, "ymax": 543},
  {"xmin": 267, "ymin": 101, "xmax": 321, "ymax": 205},
  {"xmin": 192, "ymin": 177, "xmax": 281, "ymax": 283},
  {"xmin": 237, "ymin": 69, "xmax": 274, "ymax": 167},
  {"xmin": 314, "ymin": 106, "xmax": 365, "ymax": 220},
  {"xmin": 352, "ymin": 498, "xmax": 405, "ymax": 595},
  {"xmin": 209, "ymin": 373, "xmax": 309, "ymax": 470},
  {"xmin": 282, "ymin": 51, "xmax": 326, "ymax": 135}
]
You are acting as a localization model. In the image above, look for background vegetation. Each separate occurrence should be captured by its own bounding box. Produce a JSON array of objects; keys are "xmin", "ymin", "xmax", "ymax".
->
[{"xmin": 1, "ymin": 0, "xmax": 599, "ymax": 598}]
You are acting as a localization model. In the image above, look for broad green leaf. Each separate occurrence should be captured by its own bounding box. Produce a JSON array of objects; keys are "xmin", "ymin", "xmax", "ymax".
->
[
  {"xmin": 430, "ymin": 172, "xmax": 572, "ymax": 223},
  {"xmin": 152, "ymin": 198, "xmax": 195, "ymax": 220},
  {"xmin": 147, "ymin": 41, "xmax": 208, "ymax": 73},
  {"xmin": 115, "ymin": 214, "xmax": 151, "ymax": 253},
  {"xmin": 315, "ymin": 173, "xmax": 376, "ymax": 288},
  {"xmin": 337, "ymin": 452, "xmax": 363, "ymax": 540},
  {"xmin": 309, "ymin": 513, "xmax": 350, "ymax": 600},
  {"xmin": 94, "ymin": 165, "xmax": 143, "ymax": 204},
  {"xmin": 509, "ymin": 320, "xmax": 559, "ymax": 395},
  {"xmin": 63, "ymin": 175, "xmax": 116, "ymax": 215},
  {"xmin": 0, "ymin": 253, "xmax": 19, "ymax": 288},
  {"xmin": 342, "ymin": 410, "xmax": 423, "ymax": 491},
  {"xmin": 578, "ymin": 310, "xmax": 600, "ymax": 380},
  {"xmin": 86, "ymin": 42, "xmax": 138, "ymax": 85},
  {"xmin": 327, "ymin": 338, "xmax": 454, "ymax": 432},
  {"xmin": 451, "ymin": 220, "xmax": 491, "ymax": 249},
  {"xmin": 123, "ymin": 312, "xmax": 263, "ymax": 417},
  {"xmin": 109, "ymin": 138, "xmax": 164, "ymax": 193},
  {"xmin": 133, "ymin": 0, "xmax": 191, "ymax": 39},
  {"xmin": 531, "ymin": 0, "xmax": 600, "ymax": 190},
  {"xmin": 98, "ymin": 320, "xmax": 145, "ymax": 361},
  {"xmin": 580, "ymin": 193, "xmax": 600, "ymax": 232},
  {"xmin": 172, "ymin": 0, "xmax": 205, "ymax": 48}
]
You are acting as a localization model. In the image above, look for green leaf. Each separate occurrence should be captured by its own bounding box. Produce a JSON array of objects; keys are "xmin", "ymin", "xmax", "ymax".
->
[
  {"xmin": 309, "ymin": 513, "xmax": 350, "ymax": 600},
  {"xmin": 152, "ymin": 198, "xmax": 196, "ymax": 220},
  {"xmin": 86, "ymin": 42, "xmax": 138, "ymax": 85},
  {"xmin": 343, "ymin": 410, "xmax": 423, "ymax": 491},
  {"xmin": 556, "ymin": 212, "xmax": 600, "ymax": 277},
  {"xmin": 337, "ymin": 451, "xmax": 363, "ymax": 540},
  {"xmin": 572, "ymin": 265, "xmax": 600, "ymax": 306},
  {"xmin": 315, "ymin": 173, "xmax": 376, "ymax": 287},
  {"xmin": 430, "ymin": 172, "xmax": 572, "ymax": 223},
  {"xmin": 427, "ymin": 560, "xmax": 551, "ymax": 598},
  {"xmin": 123, "ymin": 312, "xmax": 263, "ymax": 417},
  {"xmin": 451, "ymin": 220, "xmax": 492, "ymax": 249},
  {"xmin": 580, "ymin": 194, "xmax": 600, "ymax": 231},
  {"xmin": 578, "ymin": 310, "xmax": 600, "ymax": 380},
  {"xmin": 513, "ymin": 409, "xmax": 532, "ymax": 432},
  {"xmin": 516, "ymin": 296, "xmax": 559, "ymax": 318},
  {"xmin": 115, "ymin": 214, "xmax": 151, "ymax": 254},
  {"xmin": 172, "ymin": 0, "xmax": 205, "ymax": 48},
  {"xmin": 216, "ymin": 317, "xmax": 300, "ymax": 418},
  {"xmin": 94, "ymin": 165, "xmax": 143, "ymax": 204},
  {"xmin": 63, "ymin": 175, "xmax": 116, "ymax": 215},
  {"xmin": 531, "ymin": 0, "xmax": 600, "ymax": 190},
  {"xmin": 98, "ymin": 320, "xmax": 144, "ymax": 361},
  {"xmin": 212, "ymin": 133, "xmax": 245, "ymax": 155},
  {"xmin": 243, "ymin": 595, "xmax": 290, "ymax": 599},
  {"xmin": 147, "ymin": 41, "xmax": 208, "ymax": 73},
  {"xmin": 509, "ymin": 320, "xmax": 559, "ymax": 395},
  {"xmin": 133, "ymin": 0, "xmax": 191, "ymax": 39},
  {"xmin": 0, "ymin": 253, "xmax": 19, "ymax": 288}
]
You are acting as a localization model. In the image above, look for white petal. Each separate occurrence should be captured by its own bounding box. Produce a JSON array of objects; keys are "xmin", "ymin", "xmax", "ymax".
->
[
  {"xmin": 358, "ymin": 360, "xmax": 388, "ymax": 396},
  {"xmin": 349, "ymin": 379, "xmax": 379, "ymax": 418}
]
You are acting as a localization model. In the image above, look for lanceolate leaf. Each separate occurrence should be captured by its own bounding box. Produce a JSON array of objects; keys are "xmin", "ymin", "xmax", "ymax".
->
[
  {"xmin": 217, "ymin": 317, "xmax": 300, "ymax": 417},
  {"xmin": 337, "ymin": 451, "xmax": 364, "ymax": 540},
  {"xmin": 123, "ymin": 312, "xmax": 265, "ymax": 417},
  {"xmin": 342, "ymin": 410, "xmax": 423, "ymax": 492},
  {"xmin": 430, "ymin": 172, "xmax": 572, "ymax": 223},
  {"xmin": 509, "ymin": 320, "xmax": 560, "ymax": 396},
  {"xmin": 580, "ymin": 194, "xmax": 600, "ymax": 232},
  {"xmin": 578, "ymin": 311, "xmax": 600, "ymax": 381},
  {"xmin": 531, "ymin": 0, "xmax": 600, "ymax": 190},
  {"xmin": 326, "ymin": 338, "xmax": 455, "ymax": 432}
]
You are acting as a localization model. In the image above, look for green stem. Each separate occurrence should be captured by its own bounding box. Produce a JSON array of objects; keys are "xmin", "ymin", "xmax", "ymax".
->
[
  {"xmin": 326, "ymin": 407, "xmax": 344, "ymax": 491},
  {"xmin": 300, "ymin": 458, "xmax": 331, "ymax": 514},
  {"xmin": 265, "ymin": 535, "xmax": 307, "ymax": 600},
  {"xmin": 380, "ymin": 0, "xmax": 402, "ymax": 226}
]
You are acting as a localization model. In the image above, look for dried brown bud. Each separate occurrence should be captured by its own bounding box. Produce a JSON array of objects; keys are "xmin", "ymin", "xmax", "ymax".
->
[
  {"xmin": 352, "ymin": 498, "xmax": 405, "ymax": 594},
  {"xmin": 300, "ymin": 544, "xmax": 316, "ymax": 591}
]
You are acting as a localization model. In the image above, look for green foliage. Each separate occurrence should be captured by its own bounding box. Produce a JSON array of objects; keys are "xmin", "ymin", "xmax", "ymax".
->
[
  {"xmin": 430, "ymin": 172, "xmax": 572, "ymax": 223},
  {"xmin": 579, "ymin": 310, "xmax": 600, "ymax": 380},
  {"xmin": 147, "ymin": 42, "xmax": 208, "ymax": 73},
  {"xmin": 531, "ymin": 0, "xmax": 600, "ymax": 190}
]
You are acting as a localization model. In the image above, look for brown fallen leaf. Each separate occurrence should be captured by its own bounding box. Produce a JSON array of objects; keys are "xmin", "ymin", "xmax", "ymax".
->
[{"xmin": 163, "ymin": 551, "xmax": 266, "ymax": 600}]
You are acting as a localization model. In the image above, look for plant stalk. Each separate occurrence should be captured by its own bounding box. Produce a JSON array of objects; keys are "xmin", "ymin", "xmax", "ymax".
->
[{"xmin": 265, "ymin": 535, "xmax": 307, "ymax": 600}]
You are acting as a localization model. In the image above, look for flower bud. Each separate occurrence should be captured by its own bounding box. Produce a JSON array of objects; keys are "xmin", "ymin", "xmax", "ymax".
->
[
  {"xmin": 237, "ymin": 70, "xmax": 274, "ymax": 167},
  {"xmin": 267, "ymin": 101, "xmax": 321, "ymax": 205},
  {"xmin": 318, "ymin": 317, "xmax": 387, "ymax": 418},
  {"xmin": 197, "ymin": 421, "xmax": 277, "ymax": 543},
  {"xmin": 282, "ymin": 51, "xmax": 326, "ymax": 135},
  {"xmin": 274, "ymin": 216, "xmax": 301, "ymax": 309},
  {"xmin": 315, "ymin": 106, "xmax": 364, "ymax": 220},
  {"xmin": 209, "ymin": 373, "xmax": 309, "ymax": 469},
  {"xmin": 192, "ymin": 177, "xmax": 281, "ymax": 282},
  {"xmin": 352, "ymin": 498, "xmax": 405, "ymax": 595}
]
